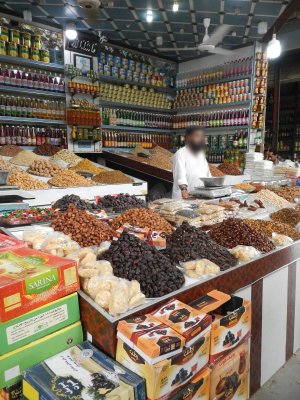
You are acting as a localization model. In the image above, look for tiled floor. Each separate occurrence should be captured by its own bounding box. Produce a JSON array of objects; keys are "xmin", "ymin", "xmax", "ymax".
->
[{"xmin": 251, "ymin": 350, "xmax": 300, "ymax": 399}]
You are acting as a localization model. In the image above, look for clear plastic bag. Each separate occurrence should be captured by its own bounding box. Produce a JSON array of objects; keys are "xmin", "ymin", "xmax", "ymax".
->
[
  {"xmin": 230, "ymin": 245, "xmax": 260, "ymax": 262},
  {"xmin": 181, "ymin": 258, "xmax": 220, "ymax": 278},
  {"xmin": 40, "ymin": 232, "xmax": 80, "ymax": 257},
  {"xmin": 22, "ymin": 227, "xmax": 53, "ymax": 250},
  {"xmin": 272, "ymin": 232, "xmax": 293, "ymax": 247}
]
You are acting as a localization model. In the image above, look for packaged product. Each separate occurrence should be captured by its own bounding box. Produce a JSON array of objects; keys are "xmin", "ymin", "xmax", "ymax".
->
[
  {"xmin": 0, "ymin": 382, "xmax": 22, "ymax": 400},
  {"xmin": 210, "ymin": 339, "xmax": 250, "ymax": 400},
  {"xmin": 0, "ymin": 321, "xmax": 83, "ymax": 389},
  {"xmin": 181, "ymin": 259, "xmax": 220, "ymax": 279},
  {"xmin": 271, "ymin": 232, "xmax": 293, "ymax": 247},
  {"xmin": 229, "ymin": 245, "xmax": 260, "ymax": 262},
  {"xmin": 116, "ymin": 330, "xmax": 210, "ymax": 400},
  {"xmin": 152, "ymin": 299, "xmax": 212, "ymax": 347},
  {"xmin": 190, "ymin": 290, "xmax": 251, "ymax": 363},
  {"xmin": 172, "ymin": 367, "xmax": 210, "ymax": 400},
  {"xmin": 0, "ymin": 234, "xmax": 26, "ymax": 252},
  {"xmin": 0, "ymin": 293, "xmax": 80, "ymax": 355},
  {"xmin": 117, "ymin": 315, "xmax": 185, "ymax": 364},
  {"xmin": 0, "ymin": 247, "xmax": 79, "ymax": 322},
  {"xmin": 23, "ymin": 341, "xmax": 146, "ymax": 400},
  {"xmin": 114, "ymin": 224, "xmax": 150, "ymax": 240}
]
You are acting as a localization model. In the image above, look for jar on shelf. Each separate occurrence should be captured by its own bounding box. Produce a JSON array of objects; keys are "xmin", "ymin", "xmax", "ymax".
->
[
  {"xmin": 19, "ymin": 45, "xmax": 29, "ymax": 59},
  {"xmin": 32, "ymin": 35, "xmax": 42, "ymax": 49},
  {"xmin": 0, "ymin": 40, "xmax": 6, "ymax": 55},
  {"xmin": 7, "ymin": 41, "xmax": 17, "ymax": 57},
  {"xmin": 40, "ymin": 49, "xmax": 50, "ymax": 63},
  {"xmin": 0, "ymin": 24, "xmax": 9, "ymax": 42},
  {"xmin": 21, "ymin": 31, "xmax": 32, "ymax": 47},
  {"xmin": 31, "ymin": 47, "xmax": 40, "ymax": 61},
  {"xmin": 9, "ymin": 28, "xmax": 20, "ymax": 45}
]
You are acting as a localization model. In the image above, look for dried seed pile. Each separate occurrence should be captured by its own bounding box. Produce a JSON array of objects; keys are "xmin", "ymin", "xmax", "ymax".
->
[
  {"xmin": 48, "ymin": 170, "xmax": 93, "ymax": 187},
  {"xmin": 0, "ymin": 156, "xmax": 20, "ymax": 172},
  {"xmin": 92, "ymin": 170, "xmax": 133, "ymax": 184},
  {"xmin": 254, "ymin": 189, "xmax": 290, "ymax": 208},
  {"xmin": 10, "ymin": 150, "xmax": 41, "ymax": 166},
  {"xmin": 217, "ymin": 163, "xmax": 242, "ymax": 175},
  {"xmin": 53, "ymin": 149, "xmax": 82, "ymax": 166},
  {"xmin": 268, "ymin": 186, "xmax": 300, "ymax": 203},
  {"xmin": 0, "ymin": 145, "xmax": 23, "ymax": 157},
  {"xmin": 28, "ymin": 159, "xmax": 64, "ymax": 177},
  {"xmin": 209, "ymin": 164, "xmax": 225, "ymax": 177},
  {"xmin": 70, "ymin": 159, "xmax": 105, "ymax": 175},
  {"xmin": 8, "ymin": 170, "xmax": 49, "ymax": 190},
  {"xmin": 34, "ymin": 143, "xmax": 62, "ymax": 156},
  {"xmin": 243, "ymin": 219, "xmax": 300, "ymax": 241},
  {"xmin": 270, "ymin": 208, "xmax": 300, "ymax": 227}
]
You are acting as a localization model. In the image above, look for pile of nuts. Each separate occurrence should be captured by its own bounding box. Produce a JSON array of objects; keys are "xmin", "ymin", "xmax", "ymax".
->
[
  {"xmin": 234, "ymin": 183, "xmax": 256, "ymax": 192},
  {"xmin": 98, "ymin": 231, "xmax": 185, "ymax": 298},
  {"xmin": 163, "ymin": 222, "xmax": 237, "ymax": 270},
  {"xmin": 0, "ymin": 145, "xmax": 23, "ymax": 157},
  {"xmin": 111, "ymin": 208, "xmax": 173, "ymax": 234},
  {"xmin": 0, "ymin": 156, "xmax": 20, "ymax": 172},
  {"xmin": 243, "ymin": 219, "xmax": 300, "ymax": 241},
  {"xmin": 254, "ymin": 189, "xmax": 290, "ymax": 208},
  {"xmin": 217, "ymin": 163, "xmax": 242, "ymax": 175},
  {"xmin": 92, "ymin": 170, "xmax": 134, "ymax": 184},
  {"xmin": 10, "ymin": 151, "xmax": 41, "ymax": 166},
  {"xmin": 209, "ymin": 164, "xmax": 225, "ymax": 177},
  {"xmin": 48, "ymin": 170, "xmax": 93, "ymax": 187},
  {"xmin": 8, "ymin": 170, "xmax": 49, "ymax": 190},
  {"xmin": 70, "ymin": 159, "xmax": 104, "ymax": 175},
  {"xmin": 268, "ymin": 187, "xmax": 300, "ymax": 203},
  {"xmin": 28, "ymin": 159, "xmax": 64, "ymax": 177},
  {"xmin": 53, "ymin": 194, "xmax": 100, "ymax": 212},
  {"xmin": 51, "ymin": 204, "xmax": 113, "ymax": 246},
  {"xmin": 209, "ymin": 218, "xmax": 275, "ymax": 253},
  {"xmin": 270, "ymin": 208, "xmax": 300, "ymax": 227},
  {"xmin": 53, "ymin": 149, "xmax": 82, "ymax": 166},
  {"xmin": 34, "ymin": 143, "xmax": 62, "ymax": 156}
]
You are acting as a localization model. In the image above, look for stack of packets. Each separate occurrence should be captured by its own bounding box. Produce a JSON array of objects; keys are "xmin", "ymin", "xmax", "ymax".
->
[
  {"xmin": 114, "ymin": 224, "xmax": 167, "ymax": 249},
  {"xmin": 0, "ymin": 242, "xmax": 82, "ymax": 399},
  {"xmin": 23, "ymin": 341, "xmax": 146, "ymax": 400},
  {"xmin": 116, "ymin": 299, "xmax": 212, "ymax": 400}
]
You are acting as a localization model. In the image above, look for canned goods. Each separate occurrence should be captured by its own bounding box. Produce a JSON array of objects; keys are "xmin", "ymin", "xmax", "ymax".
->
[
  {"xmin": 113, "ymin": 55, "xmax": 121, "ymax": 68},
  {"xmin": 32, "ymin": 35, "xmax": 42, "ymax": 49},
  {"xmin": 111, "ymin": 66, "xmax": 119, "ymax": 78},
  {"xmin": 41, "ymin": 50, "xmax": 50, "ymax": 63},
  {"xmin": 19, "ymin": 45, "xmax": 29, "ymax": 59},
  {"xmin": 0, "ymin": 25, "xmax": 9, "ymax": 42},
  {"xmin": 31, "ymin": 47, "xmax": 40, "ymax": 61},
  {"xmin": 0, "ymin": 40, "xmax": 6, "ymax": 55},
  {"xmin": 21, "ymin": 31, "xmax": 31, "ymax": 47},
  {"xmin": 9, "ymin": 29, "xmax": 20, "ymax": 45},
  {"xmin": 104, "ymin": 65, "xmax": 111, "ymax": 76},
  {"xmin": 8, "ymin": 42, "xmax": 17, "ymax": 57},
  {"xmin": 106, "ymin": 54, "xmax": 114, "ymax": 66}
]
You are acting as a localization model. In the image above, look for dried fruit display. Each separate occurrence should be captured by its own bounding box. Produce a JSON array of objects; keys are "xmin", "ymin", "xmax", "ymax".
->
[
  {"xmin": 243, "ymin": 219, "xmax": 300, "ymax": 241},
  {"xmin": 48, "ymin": 170, "xmax": 93, "ymax": 187},
  {"xmin": 70, "ymin": 159, "xmax": 105, "ymax": 175},
  {"xmin": 209, "ymin": 164, "xmax": 225, "ymax": 177},
  {"xmin": 0, "ymin": 145, "xmax": 23, "ymax": 157},
  {"xmin": 10, "ymin": 150, "xmax": 41, "ymax": 166},
  {"xmin": 34, "ymin": 143, "xmax": 62, "ymax": 156},
  {"xmin": 8, "ymin": 170, "xmax": 49, "ymax": 190},
  {"xmin": 208, "ymin": 218, "xmax": 275, "ymax": 253},
  {"xmin": 270, "ymin": 208, "xmax": 300, "ymax": 227},
  {"xmin": 98, "ymin": 232, "xmax": 185, "ymax": 298},
  {"xmin": 92, "ymin": 170, "xmax": 133, "ymax": 184},
  {"xmin": 53, "ymin": 194, "xmax": 100, "ymax": 212},
  {"xmin": 28, "ymin": 159, "xmax": 64, "ymax": 177},
  {"xmin": 217, "ymin": 163, "xmax": 242, "ymax": 175}
]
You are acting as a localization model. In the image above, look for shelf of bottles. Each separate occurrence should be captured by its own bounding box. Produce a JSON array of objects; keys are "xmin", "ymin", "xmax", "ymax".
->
[
  {"xmin": 102, "ymin": 130, "xmax": 173, "ymax": 150},
  {"xmin": 251, "ymin": 50, "xmax": 268, "ymax": 130}
]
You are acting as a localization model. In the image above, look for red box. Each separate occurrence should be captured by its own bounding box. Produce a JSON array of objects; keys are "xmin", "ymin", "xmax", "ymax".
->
[
  {"xmin": 0, "ymin": 247, "xmax": 79, "ymax": 322},
  {"xmin": 0, "ymin": 234, "xmax": 26, "ymax": 252}
]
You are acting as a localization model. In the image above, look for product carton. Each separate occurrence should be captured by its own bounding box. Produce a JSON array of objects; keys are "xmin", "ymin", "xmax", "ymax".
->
[
  {"xmin": 114, "ymin": 224, "xmax": 150, "ymax": 240},
  {"xmin": 190, "ymin": 290, "xmax": 251, "ymax": 363},
  {"xmin": 116, "ymin": 329, "xmax": 210, "ymax": 400},
  {"xmin": 0, "ymin": 382, "xmax": 22, "ymax": 400},
  {"xmin": 172, "ymin": 367, "xmax": 211, "ymax": 400},
  {"xmin": 117, "ymin": 315, "xmax": 185, "ymax": 364},
  {"xmin": 152, "ymin": 299, "xmax": 212, "ymax": 347},
  {"xmin": 0, "ymin": 321, "xmax": 83, "ymax": 389},
  {"xmin": 0, "ymin": 247, "xmax": 79, "ymax": 322},
  {"xmin": 210, "ymin": 339, "xmax": 250, "ymax": 400},
  {"xmin": 0, "ymin": 235, "xmax": 26, "ymax": 252},
  {"xmin": 0, "ymin": 292, "xmax": 80, "ymax": 355},
  {"xmin": 23, "ymin": 341, "xmax": 146, "ymax": 400}
]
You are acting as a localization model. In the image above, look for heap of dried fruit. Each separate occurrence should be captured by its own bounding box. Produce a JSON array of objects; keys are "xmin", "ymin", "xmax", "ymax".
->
[
  {"xmin": 217, "ymin": 163, "xmax": 242, "ymax": 175},
  {"xmin": 92, "ymin": 170, "xmax": 133, "ymax": 184},
  {"xmin": 0, "ymin": 145, "xmax": 23, "ymax": 157},
  {"xmin": 243, "ymin": 219, "xmax": 300, "ymax": 241},
  {"xmin": 28, "ymin": 159, "xmax": 64, "ymax": 177},
  {"xmin": 48, "ymin": 170, "xmax": 93, "ymax": 187},
  {"xmin": 34, "ymin": 143, "xmax": 62, "ymax": 156},
  {"xmin": 8, "ymin": 171, "xmax": 49, "ymax": 190},
  {"xmin": 268, "ymin": 186, "xmax": 300, "ymax": 203},
  {"xmin": 209, "ymin": 164, "xmax": 225, "ymax": 177},
  {"xmin": 270, "ymin": 208, "xmax": 300, "ymax": 227},
  {"xmin": 70, "ymin": 159, "xmax": 105, "ymax": 175}
]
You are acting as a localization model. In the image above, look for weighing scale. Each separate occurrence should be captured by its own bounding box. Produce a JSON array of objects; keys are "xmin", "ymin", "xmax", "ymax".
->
[
  {"xmin": 190, "ymin": 186, "xmax": 232, "ymax": 199},
  {"xmin": 0, "ymin": 188, "xmax": 35, "ymax": 212}
]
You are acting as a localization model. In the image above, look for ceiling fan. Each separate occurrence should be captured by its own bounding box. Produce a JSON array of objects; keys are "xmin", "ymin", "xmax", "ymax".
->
[{"xmin": 159, "ymin": 18, "xmax": 235, "ymax": 56}]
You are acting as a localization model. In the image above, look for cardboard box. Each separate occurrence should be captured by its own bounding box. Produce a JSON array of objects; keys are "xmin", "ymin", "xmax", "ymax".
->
[
  {"xmin": 114, "ymin": 224, "xmax": 150, "ymax": 240},
  {"xmin": 152, "ymin": 299, "xmax": 212, "ymax": 347},
  {"xmin": 23, "ymin": 341, "xmax": 146, "ymax": 400},
  {"xmin": 210, "ymin": 339, "xmax": 250, "ymax": 400},
  {"xmin": 0, "ymin": 382, "xmax": 22, "ymax": 400},
  {"xmin": 0, "ymin": 235, "xmax": 26, "ymax": 253},
  {"xmin": 117, "ymin": 315, "xmax": 185, "ymax": 364},
  {"xmin": 116, "ymin": 329, "xmax": 210, "ymax": 400},
  {"xmin": 0, "ymin": 293, "xmax": 80, "ymax": 355},
  {"xmin": 172, "ymin": 367, "xmax": 211, "ymax": 400},
  {"xmin": 190, "ymin": 291, "xmax": 251, "ymax": 363},
  {"xmin": 0, "ymin": 321, "xmax": 83, "ymax": 389},
  {"xmin": 0, "ymin": 247, "xmax": 79, "ymax": 322}
]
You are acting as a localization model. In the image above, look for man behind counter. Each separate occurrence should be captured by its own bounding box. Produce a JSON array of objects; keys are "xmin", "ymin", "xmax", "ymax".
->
[{"xmin": 172, "ymin": 125, "xmax": 211, "ymax": 199}]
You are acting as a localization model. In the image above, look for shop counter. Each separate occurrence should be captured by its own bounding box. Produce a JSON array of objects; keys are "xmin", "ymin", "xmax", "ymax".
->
[{"xmin": 79, "ymin": 240, "xmax": 300, "ymax": 397}]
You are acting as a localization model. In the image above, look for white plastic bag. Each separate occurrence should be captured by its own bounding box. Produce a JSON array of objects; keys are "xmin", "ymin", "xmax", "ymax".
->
[
  {"xmin": 272, "ymin": 232, "xmax": 293, "ymax": 247},
  {"xmin": 230, "ymin": 245, "xmax": 260, "ymax": 262}
]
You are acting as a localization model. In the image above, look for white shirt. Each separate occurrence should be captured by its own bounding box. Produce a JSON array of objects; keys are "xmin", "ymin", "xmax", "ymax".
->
[{"xmin": 172, "ymin": 146, "xmax": 211, "ymax": 199}]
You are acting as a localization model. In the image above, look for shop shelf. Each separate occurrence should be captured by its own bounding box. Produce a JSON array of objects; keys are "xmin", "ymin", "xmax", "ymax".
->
[
  {"xmin": 176, "ymin": 74, "xmax": 252, "ymax": 90},
  {"xmin": 176, "ymin": 100, "xmax": 251, "ymax": 113},
  {"xmin": 0, "ymin": 116, "xmax": 66, "ymax": 125},
  {"xmin": 99, "ymin": 100, "xmax": 176, "ymax": 114},
  {"xmin": 174, "ymin": 125, "xmax": 249, "ymax": 134},
  {"xmin": 0, "ymin": 55, "xmax": 64, "ymax": 72},
  {"xmin": 101, "ymin": 125, "xmax": 173, "ymax": 133},
  {"xmin": 98, "ymin": 75, "xmax": 175, "ymax": 94},
  {"xmin": 0, "ymin": 85, "xmax": 65, "ymax": 98}
]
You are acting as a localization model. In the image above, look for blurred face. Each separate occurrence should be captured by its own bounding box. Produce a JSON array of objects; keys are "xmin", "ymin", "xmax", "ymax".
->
[{"xmin": 186, "ymin": 129, "xmax": 206, "ymax": 153}]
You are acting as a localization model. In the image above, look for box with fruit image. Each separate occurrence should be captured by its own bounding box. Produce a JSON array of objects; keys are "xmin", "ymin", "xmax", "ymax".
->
[
  {"xmin": 0, "ymin": 247, "xmax": 79, "ymax": 322},
  {"xmin": 116, "ymin": 329, "xmax": 210, "ymax": 400},
  {"xmin": 0, "ymin": 293, "xmax": 80, "ymax": 355},
  {"xmin": 0, "ymin": 234, "xmax": 26, "ymax": 252},
  {"xmin": 210, "ymin": 339, "xmax": 250, "ymax": 400},
  {"xmin": 0, "ymin": 321, "xmax": 83, "ymax": 389},
  {"xmin": 23, "ymin": 341, "xmax": 146, "ymax": 400},
  {"xmin": 172, "ymin": 367, "xmax": 211, "ymax": 400},
  {"xmin": 190, "ymin": 290, "xmax": 251, "ymax": 363}
]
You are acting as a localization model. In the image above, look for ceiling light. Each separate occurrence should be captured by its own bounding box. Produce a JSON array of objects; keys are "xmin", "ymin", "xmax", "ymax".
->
[
  {"xmin": 231, "ymin": 31, "xmax": 237, "ymax": 37},
  {"xmin": 138, "ymin": 43, "xmax": 142, "ymax": 48},
  {"xmin": 179, "ymin": 27, "xmax": 185, "ymax": 34},
  {"xmin": 258, "ymin": 21, "xmax": 267, "ymax": 35},
  {"xmin": 146, "ymin": 9, "xmax": 153, "ymax": 23},
  {"xmin": 23, "ymin": 9, "xmax": 32, "ymax": 23},
  {"xmin": 65, "ymin": 23, "xmax": 78, "ymax": 40},
  {"xmin": 156, "ymin": 36, "xmax": 163, "ymax": 46},
  {"xmin": 173, "ymin": 2, "xmax": 179, "ymax": 12},
  {"xmin": 267, "ymin": 33, "xmax": 281, "ymax": 59}
]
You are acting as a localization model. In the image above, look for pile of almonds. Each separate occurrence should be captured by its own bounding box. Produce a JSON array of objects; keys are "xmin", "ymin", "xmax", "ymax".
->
[
  {"xmin": 51, "ymin": 204, "xmax": 113, "ymax": 246},
  {"xmin": 48, "ymin": 170, "xmax": 93, "ymax": 187},
  {"xmin": 8, "ymin": 170, "xmax": 49, "ymax": 190},
  {"xmin": 28, "ymin": 159, "xmax": 64, "ymax": 177}
]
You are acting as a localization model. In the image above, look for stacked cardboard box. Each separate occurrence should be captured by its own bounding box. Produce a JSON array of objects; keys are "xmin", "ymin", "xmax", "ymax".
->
[{"xmin": 0, "ymin": 242, "xmax": 82, "ymax": 399}]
